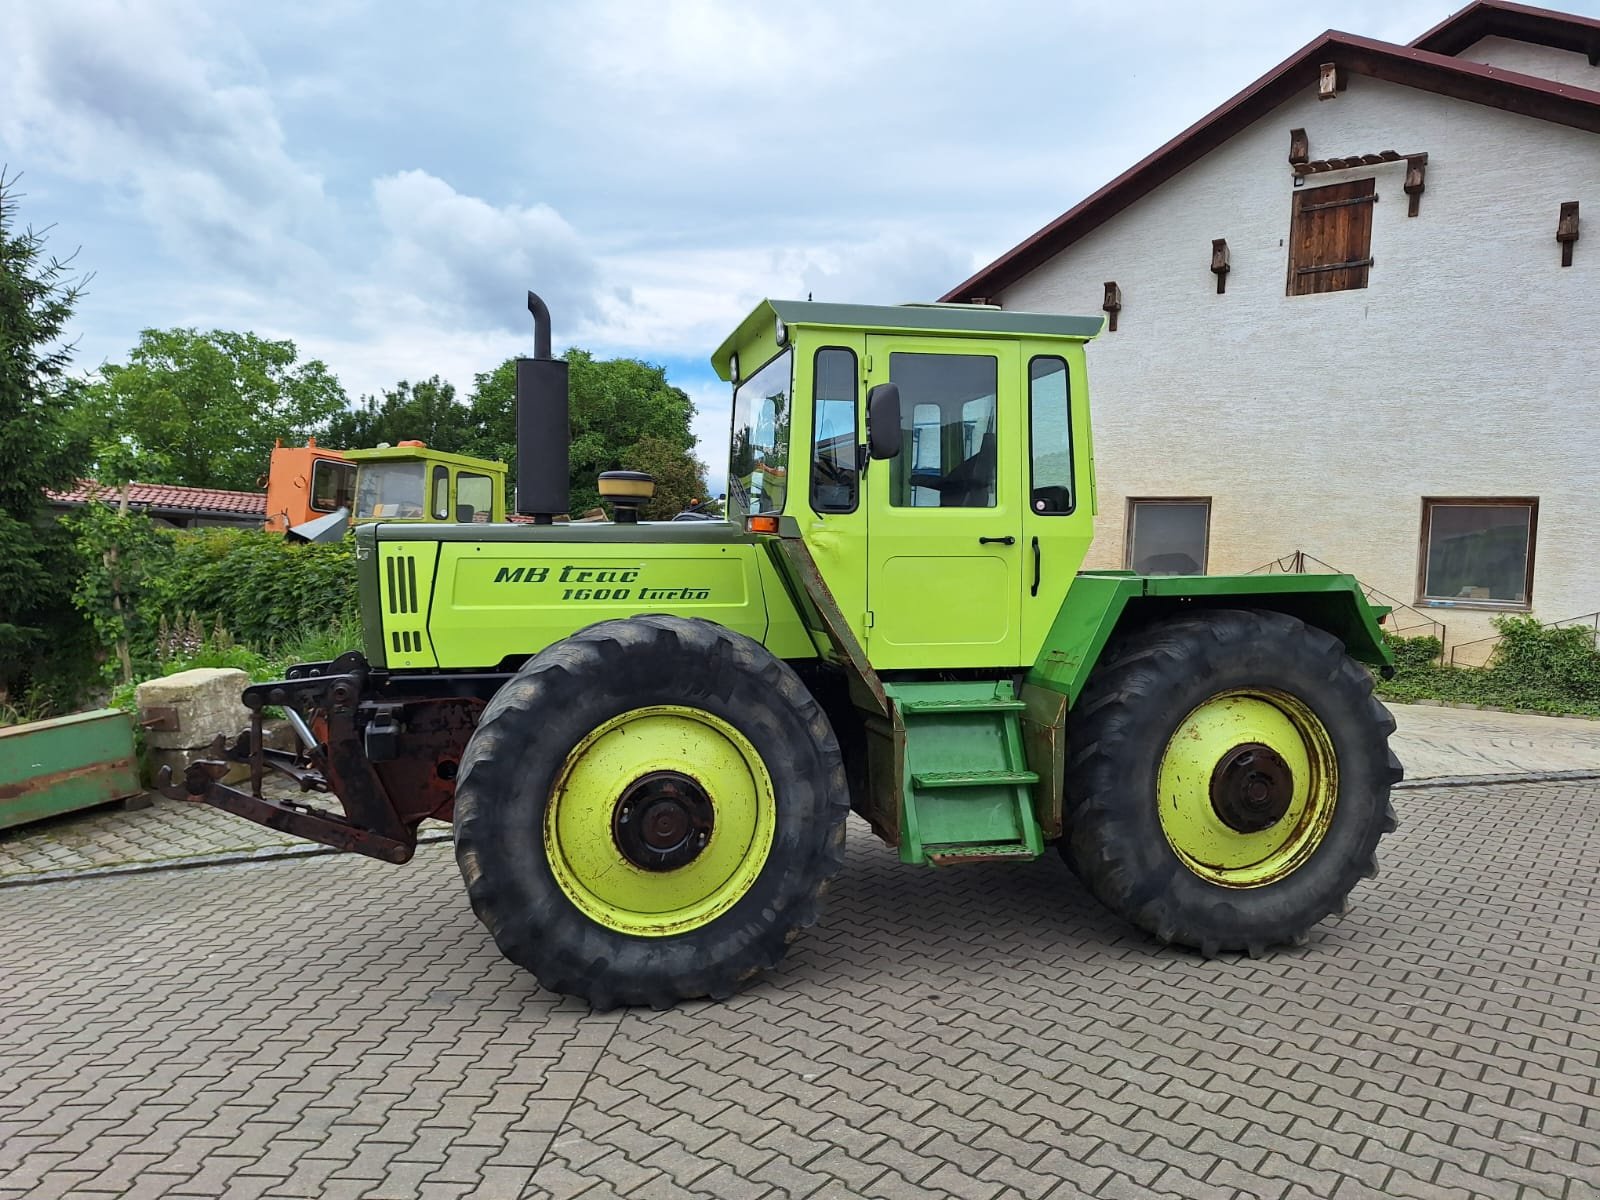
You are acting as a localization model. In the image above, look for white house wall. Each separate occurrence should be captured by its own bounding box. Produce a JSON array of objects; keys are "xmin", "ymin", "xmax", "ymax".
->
[
  {"xmin": 1455, "ymin": 35, "xmax": 1600, "ymax": 90},
  {"xmin": 997, "ymin": 77, "xmax": 1598, "ymax": 648}
]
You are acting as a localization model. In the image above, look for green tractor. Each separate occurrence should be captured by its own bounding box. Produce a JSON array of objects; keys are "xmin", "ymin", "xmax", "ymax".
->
[{"xmin": 163, "ymin": 292, "xmax": 1401, "ymax": 1008}]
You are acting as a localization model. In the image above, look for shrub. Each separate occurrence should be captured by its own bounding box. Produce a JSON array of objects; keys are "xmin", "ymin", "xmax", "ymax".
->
[
  {"xmin": 1377, "ymin": 617, "xmax": 1600, "ymax": 717},
  {"xmin": 149, "ymin": 528, "xmax": 359, "ymax": 651}
]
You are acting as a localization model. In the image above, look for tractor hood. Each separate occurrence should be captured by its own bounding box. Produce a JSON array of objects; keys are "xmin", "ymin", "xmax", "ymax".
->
[{"xmin": 353, "ymin": 520, "xmax": 813, "ymax": 672}]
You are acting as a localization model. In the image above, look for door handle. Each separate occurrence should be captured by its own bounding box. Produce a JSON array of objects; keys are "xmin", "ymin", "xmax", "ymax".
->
[
  {"xmin": 978, "ymin": 536, "xmax": 1016, "ymax": 546},
  {"xmin": 1031, "ymin": 536, "xmax": 1041, "ymax": 597}
]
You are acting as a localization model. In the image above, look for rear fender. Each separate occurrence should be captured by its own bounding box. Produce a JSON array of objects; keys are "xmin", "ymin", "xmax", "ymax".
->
[{"xmin": 1027, "ymin": 572, "xmax": 1394, "ymax": 708}]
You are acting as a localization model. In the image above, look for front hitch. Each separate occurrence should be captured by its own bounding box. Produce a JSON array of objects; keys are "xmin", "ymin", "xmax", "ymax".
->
[{"xmin": 156, "ymin": 652, "xmax": 418, "ymax": 864}]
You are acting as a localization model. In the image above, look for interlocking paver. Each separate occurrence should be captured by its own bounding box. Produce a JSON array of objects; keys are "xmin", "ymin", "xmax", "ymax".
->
[{"xmin": 1, "ymin": 778, "xmax": 1597, "ymax": 1200}]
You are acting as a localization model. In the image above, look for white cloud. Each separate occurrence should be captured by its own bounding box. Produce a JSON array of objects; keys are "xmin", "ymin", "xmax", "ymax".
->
[
  {"xmin": 0, "ymin": 0, "xmax": 330, "ymax": 280},
  {"xmin": 370, "ymin": 170, "xmax": 605, "ymax": 335},
  {"xmin": 11, "ymin": 0, "xmax": 1568, "ymax": 436}
]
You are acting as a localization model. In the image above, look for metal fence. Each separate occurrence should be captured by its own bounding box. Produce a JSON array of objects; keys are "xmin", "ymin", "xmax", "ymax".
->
[
  {"xmin": 1446, "ymin": 610, "xmax": 1600, "ymax": 668},
  {"xmin": 1245, "ymin": 550, "xmax": 1448, "ymax": 654}
]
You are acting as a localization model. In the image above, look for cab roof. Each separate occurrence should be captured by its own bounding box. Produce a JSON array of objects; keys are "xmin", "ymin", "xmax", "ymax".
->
[
  {"xmin": 711, "ymin": 299, "xmax": 1104, "ymax": 382},
  {"xmin": 341, "ymin": 446, "xmax": 506, "ymax": 473}
]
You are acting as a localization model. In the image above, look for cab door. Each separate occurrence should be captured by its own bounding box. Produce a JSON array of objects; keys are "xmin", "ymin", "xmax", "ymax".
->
[{"xmin": 864, "ymin": 337, "xmax": 1023, "ymax": 669}]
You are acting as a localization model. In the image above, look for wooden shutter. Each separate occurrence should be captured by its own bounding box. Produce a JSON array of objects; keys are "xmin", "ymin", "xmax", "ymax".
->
[{"xmin": 1287, "ymin": 178, "xmax": 1376, "ymax": 295}]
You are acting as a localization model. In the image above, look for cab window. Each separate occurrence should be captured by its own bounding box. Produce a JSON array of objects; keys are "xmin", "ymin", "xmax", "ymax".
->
[
  {"xmin": 729, "ymin": 350, "xmax": 792, "ymax": 516},
  {"xmin": 458, "ymin": 472, "xmax": 494, "ymax": 522},
  {"xmin": 1028, "ymin": 357, "xmax": 1074, "ymax": 515},
  {"xmin": 810, "ymin": 348, "xmax": 858, "ymax": 514},
  {"xmin": 309, "ymin": 459, "xmax": 355, "ymax": 513},
  {"xmin": 431, "ymin": 466, "xmax": 450, "ymax": 520},
  {"xmin": 356, "ymin": 462, "xmax": 425, "ymax": 519},
  {"xmin": 887, "ymin": 353, "xmax": 997, "ymax": 508}
]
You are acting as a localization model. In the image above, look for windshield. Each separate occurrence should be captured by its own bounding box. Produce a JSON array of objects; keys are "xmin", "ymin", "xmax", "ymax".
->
[
  {"xmin": 355, "ymin": 462, "xmax": 426, "ymax": 519},
  {"xmin": 728, "ymin": 350, "xmax": 792, "ymax": 517}
]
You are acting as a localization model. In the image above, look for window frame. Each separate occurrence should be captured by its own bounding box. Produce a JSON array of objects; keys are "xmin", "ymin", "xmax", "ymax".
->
[
  {"xmin": 308, "ymin": 458, "xmax": 354, "ymax": 514},
  {"xmin": 726, "ymin": 347, "xmax": 794, "ymax": 519},
  {"xmin": 457, "ymin": 470, "xmax": 494, "ymax": 522},
  {"xmin": 1125, "ymin": 497, "xmax": 1212, "ymax": 576},
  {"xmin": 1416, "ymin": 497, "xmax": 1538, "ymax": 611},
  {"xmin": 430, "ymin": 465, "xmax": 451, "ymax": 521},
  {"xmin": 808, "ymin": 346, "xmax": 860, "ymax": 516},
  {"xmin": 1286, "ymin": 177, "xmax": 1376, "ymax": 297},
  {"xmin": 1027, "ymin": 354, "xmax": 1075, "ymax": 517},
  {"xmin": 886, "ymin": 350, "xmax": 999, "ymax": 510}
]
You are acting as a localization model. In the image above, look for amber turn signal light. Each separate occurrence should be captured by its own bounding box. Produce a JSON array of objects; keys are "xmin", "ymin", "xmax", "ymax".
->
[{"xmin": 745, "ymin": 515, "xmax": 780, "ymax": 534}]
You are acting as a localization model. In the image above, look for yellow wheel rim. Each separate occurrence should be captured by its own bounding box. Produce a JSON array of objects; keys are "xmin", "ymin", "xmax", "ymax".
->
[
  {"xmin": 544, "ymin": 705, "xmax": 776, "ymax": 937},
  {"xmin": 1157, "ymin": 688, "xmax": 1338, "ymax": 888}
]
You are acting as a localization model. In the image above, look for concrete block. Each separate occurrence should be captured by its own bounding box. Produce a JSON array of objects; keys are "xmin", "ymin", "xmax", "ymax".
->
[{"xmin": 136, "ymin": 668, "xmax": 251, "ymax": 752}]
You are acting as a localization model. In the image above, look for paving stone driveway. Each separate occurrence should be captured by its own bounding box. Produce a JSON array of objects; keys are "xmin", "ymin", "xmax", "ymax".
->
[{"xmin": 2, "ymin": 779, "xmax": 1597, "ymax": 1200}]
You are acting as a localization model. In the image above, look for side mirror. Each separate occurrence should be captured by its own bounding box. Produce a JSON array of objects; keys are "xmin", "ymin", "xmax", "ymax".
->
[{"xmin": 867, "ymin": 383, "xmax": 903, "ymax": 460}]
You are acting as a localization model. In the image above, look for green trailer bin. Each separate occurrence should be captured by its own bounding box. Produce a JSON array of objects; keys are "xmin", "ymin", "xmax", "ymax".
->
[{"xmin": 0, "ymin": 708, "xmax": 144, "ymax": 831}]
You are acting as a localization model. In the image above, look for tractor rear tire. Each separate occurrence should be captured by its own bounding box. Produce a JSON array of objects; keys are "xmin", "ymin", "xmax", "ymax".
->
[
  {"xmin": 1061, "ymin": 608, "xmax": 1401, "ymax": 956},
  {"xmin": 453, "ymin": 615, "xmax": 849, "ymax": 1008}
]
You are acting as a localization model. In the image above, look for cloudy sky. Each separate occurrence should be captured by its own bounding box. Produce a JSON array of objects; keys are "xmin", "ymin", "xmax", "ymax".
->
[{"xmin": 6, "ymin": 0, "xmax": 1593, "ymax": 478}]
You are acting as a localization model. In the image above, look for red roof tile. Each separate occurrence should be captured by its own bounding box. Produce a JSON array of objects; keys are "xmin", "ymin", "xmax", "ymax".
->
[{"xmin": 46, "ymin": 480, "xmax": 267, "ymax": 517}]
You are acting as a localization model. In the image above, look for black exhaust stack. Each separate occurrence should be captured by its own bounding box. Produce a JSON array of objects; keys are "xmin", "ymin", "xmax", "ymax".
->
[{"xmin": 514, "ymin": 291, "xmax": 569, "ymax": 524}]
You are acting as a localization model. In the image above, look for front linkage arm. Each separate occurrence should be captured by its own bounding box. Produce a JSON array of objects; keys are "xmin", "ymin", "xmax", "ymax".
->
[{"xmin": 156, "ymin": 652, "xmax": 418, "ymax": 864}]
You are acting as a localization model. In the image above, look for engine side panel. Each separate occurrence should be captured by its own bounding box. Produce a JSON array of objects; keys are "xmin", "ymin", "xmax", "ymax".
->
[{"xmin": 366, "ymin": 526, "xmax": 815, "ymax": 670}]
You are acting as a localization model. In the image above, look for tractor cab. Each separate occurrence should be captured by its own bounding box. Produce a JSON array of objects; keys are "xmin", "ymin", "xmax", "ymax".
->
[
  {"xmin": 342, "ymin": 443, "xmax": 507, "ymax": 525},
  {"xmin": 713, "ymin": 300, "xmax": 1104, "ymax": 671}
]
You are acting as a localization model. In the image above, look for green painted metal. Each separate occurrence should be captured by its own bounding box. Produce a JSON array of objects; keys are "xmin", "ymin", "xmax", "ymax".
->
[
  {"xmin": 387, "ymin": 520, "xmax": 755, "ymax": 545},
  {"xmin": 343, "ymin": 445, "xmax": 509, "ymax": 472},
  {"xmin": 0, "ymin": 709, "xmax": 141, "ymax": 831},
  {"xmin": 1026, "ymin": 570, "xmax": 1394, "ymax": 706},
  {"xmin": 355, "ymin": 525, "xmax": 387, "ymax": 667},
  {"xmin": 900, "ymin": 697, "xmax": 1025, "ymax": 714},
  {"xmin": 414, "ymin": 532, "xmax": 813, "ymax": 668},
  {"xmin": 885, "ymin": 680, "xmax": 1044, "ymax": 865},
  {"xmin": 711, "ymin": 299, "xmax": 1103, "ymax": 381},
  {"xmin": 341, "ymin": 445, "xmax": 508, "ymax": 524},
  {"xmin": 376, "ymin": 541, "xmax": 441, "ymax": 668}
]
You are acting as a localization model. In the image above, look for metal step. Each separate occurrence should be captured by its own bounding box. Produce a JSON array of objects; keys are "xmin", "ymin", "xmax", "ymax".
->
[
  {"xmin": 912, "ymin": 769, "xmax": 1040, "ymax": 789},
  {"xmin": 898, "ymin": 697, "xmax": 1026, "ymax": 714},
  {"xmin": 927, "ymin": 845, "xmax": 1039, "ymax": 865}
]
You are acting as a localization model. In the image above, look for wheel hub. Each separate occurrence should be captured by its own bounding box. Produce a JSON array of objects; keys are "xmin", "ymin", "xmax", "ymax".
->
[
  {"xmin": 1210, "ymin": 743, "xmax": 1295, "ymax": 833},
  {"xmin": 613, "ymin": 771, "xmax": 714, "ymax": 871}
]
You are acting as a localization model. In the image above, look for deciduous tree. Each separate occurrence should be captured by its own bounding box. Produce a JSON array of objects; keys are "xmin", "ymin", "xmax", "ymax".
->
[
  {"xmin": 465, "ymin": 349, "xmax": 703, "ymax": 516},
  {"xmin": 82, "ymin": 329, "xmax": 347, "ymax": 491}
]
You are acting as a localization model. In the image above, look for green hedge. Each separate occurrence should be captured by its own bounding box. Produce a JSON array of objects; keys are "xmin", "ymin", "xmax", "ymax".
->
[
  {"xmin": 1378, "ymin": 617, "xmax": 1600, "ymax": 717},
  {"xmin": 56, "ymin": 513, "xmax": 360, "ymax": 704},
  {"xmin": 158, "ymin": 529, "xmax": 358, "ymax": 651}
]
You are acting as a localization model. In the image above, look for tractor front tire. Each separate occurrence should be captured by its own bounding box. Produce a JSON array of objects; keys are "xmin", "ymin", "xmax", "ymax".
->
[
  {"xmin": 1062, "ymin": 608, "xmax": 1401, "ymax": 956},
  {"xmin": 453, "ymin": 615, "xmax": 848, "ymax": 1008}
]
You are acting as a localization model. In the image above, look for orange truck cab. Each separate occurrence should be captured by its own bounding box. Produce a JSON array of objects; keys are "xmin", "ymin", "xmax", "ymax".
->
[{"xmin": 264, "ymin": 439, "xmax": 355, "ymax": 533}]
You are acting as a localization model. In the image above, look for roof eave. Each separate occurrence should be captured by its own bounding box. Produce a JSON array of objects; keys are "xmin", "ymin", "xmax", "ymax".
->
[
  {"xmin": 1411, "ymin": 1, "xmax": 1600, "ymax": 57},
  {"xmin": 942, "ymin": 28, "xmax": 1600, "ymax": 303}
]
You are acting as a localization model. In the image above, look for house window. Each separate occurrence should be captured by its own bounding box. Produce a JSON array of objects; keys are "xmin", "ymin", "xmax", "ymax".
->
[
  {"xmin": 1127, "ymin": 499, "xmax": 1210, "ymax": 575},
  {"xmin": 1287, "ymin": 178, "xmax": 1376, "ymax": 296},
  {"xmin": 1419, "ymin": 499, "xmax": 1537, "ymax": 608}
]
